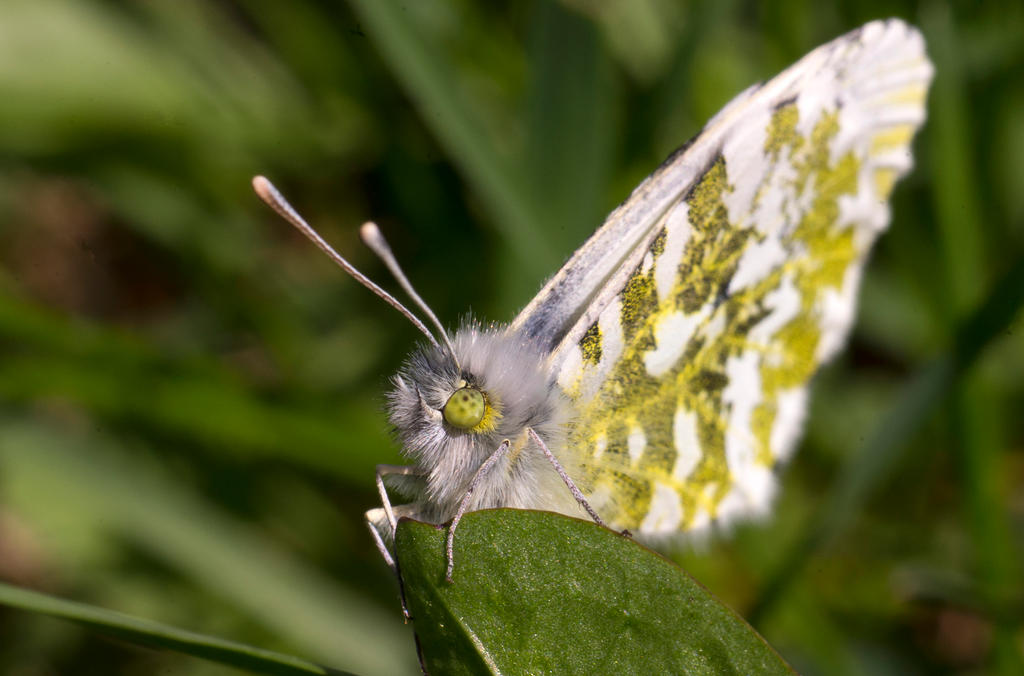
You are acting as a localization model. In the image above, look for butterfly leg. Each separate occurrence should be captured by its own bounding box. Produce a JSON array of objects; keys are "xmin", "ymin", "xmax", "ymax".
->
[
  {"xmin": 446, "ymin": 439, "xmax": 511, "ymax": 583},
  {"xmin": 365, "ymin": 509, "xmax": 414, "ymax": 621},
  {"xmin": 375, "ymin": 463, "xmax": 420, "ymax": 534},
  {"xmin": 365, "ymin": 508, "xmax": 397, "ymax": 571},
  {"xmin": 527, "ymin": 427, "xmax": 613, "ymax": 531},
  {"xmin": 371, "ymin": 464, "xmax": 423, "ymax": 620}
]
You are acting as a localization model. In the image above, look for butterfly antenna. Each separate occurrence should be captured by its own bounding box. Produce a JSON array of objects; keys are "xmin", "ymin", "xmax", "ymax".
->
[
  {"xmin": 359, "ymin": 222, "xmax": 460, "ymax": 368},
  {"xmin": 251, "ymin": 176, "xmax": 440, "ymax": 350}
]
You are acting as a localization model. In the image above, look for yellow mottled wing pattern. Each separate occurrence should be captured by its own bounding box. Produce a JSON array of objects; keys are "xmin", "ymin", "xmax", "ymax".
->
[{"xmin": 552, "ymin": 20, "xmax": 932, "ymax": 536}]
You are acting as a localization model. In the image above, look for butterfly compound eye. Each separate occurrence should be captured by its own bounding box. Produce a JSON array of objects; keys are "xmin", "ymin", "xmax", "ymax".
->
[{"xmin": 442, "ymin": 387, "xmax": 486, "ymax": 429}]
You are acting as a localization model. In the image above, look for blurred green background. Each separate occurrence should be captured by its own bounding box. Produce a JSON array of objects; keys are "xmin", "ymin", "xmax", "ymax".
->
[{"xmin": 0, "ymin": 1, "xmax": 1022, "ymax": 674}]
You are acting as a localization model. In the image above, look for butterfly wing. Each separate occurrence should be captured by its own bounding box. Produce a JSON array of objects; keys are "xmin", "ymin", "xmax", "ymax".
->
[
  {"xmin": 509, "ymin": 81, "xmax": 772, "ymax": 355},
  {"xmin": 539, "ymin": 19, "xmax": 932, "ymax": 535}
]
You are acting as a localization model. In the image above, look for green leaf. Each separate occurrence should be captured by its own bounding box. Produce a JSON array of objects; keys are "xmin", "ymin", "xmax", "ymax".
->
[
  {"xmin": 0, "ymin": 581, "xmax": 346, "ymax": 676},
  {"xmin": 395, "ymin": 510, "xmax": 794, "ymax": 675}
]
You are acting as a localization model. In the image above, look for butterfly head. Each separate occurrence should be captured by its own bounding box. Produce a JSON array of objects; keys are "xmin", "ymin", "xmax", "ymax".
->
[
  {"xmin": 250, "ymin": 177, "xmax": 569, "ymax": 511},
  {"xmin": 386, "ymin": 324, "xmax": 568, "ymax": 511}
]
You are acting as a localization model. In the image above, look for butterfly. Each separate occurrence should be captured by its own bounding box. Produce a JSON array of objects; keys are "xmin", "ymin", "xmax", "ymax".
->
[{"xmin": 254, "ymin": 18, "xmax": 932, "ymax": 586}]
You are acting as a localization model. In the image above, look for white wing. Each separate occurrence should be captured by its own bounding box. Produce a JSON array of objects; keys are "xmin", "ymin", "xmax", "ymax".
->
[{"xmin": 526, "ymin": 20, "xmax": 932, "ymax": 535}]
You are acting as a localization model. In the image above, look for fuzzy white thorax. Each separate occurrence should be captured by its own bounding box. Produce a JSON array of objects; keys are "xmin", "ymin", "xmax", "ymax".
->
[{"xmin": 386, "ymin": 322, "xmax": 582, "ymax": 525}]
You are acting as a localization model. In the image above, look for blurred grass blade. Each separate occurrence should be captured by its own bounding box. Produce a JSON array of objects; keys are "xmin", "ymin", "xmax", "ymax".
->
[
  {"xmin": 524, "ymin": 3, "xmax": 615, "ymax": 258},
  {"xmin": 563, "ymin": 0, "xmax": 683, "ymax": 83},
  {"xmin": 0, "ymin": 294, "xmax": 388, "ymax": 482},
  {"xmin": 0, "ymin": 582, "xmax": 346, "ymax": 676},
  {"xmin": 0, "ymin": 418, "xmax": 416, "ymax": 676},
  {"xmin": 923, "ymin": 12, "xmax": 1021, "ymax": 667},
  {"xmin": 396, "ymin": 510, "xmax": 794, "ymax": 675},
  {"xmin": 749, "ymin": 254, "xmax": 1024, "ymax": 625},
  {"xmin": 345, "ymin": 0, "xmax": 553, "ymax": 287},
  {"xmin": 925, "ymin": 3, "xmax": 986, "ymax": 316}
]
